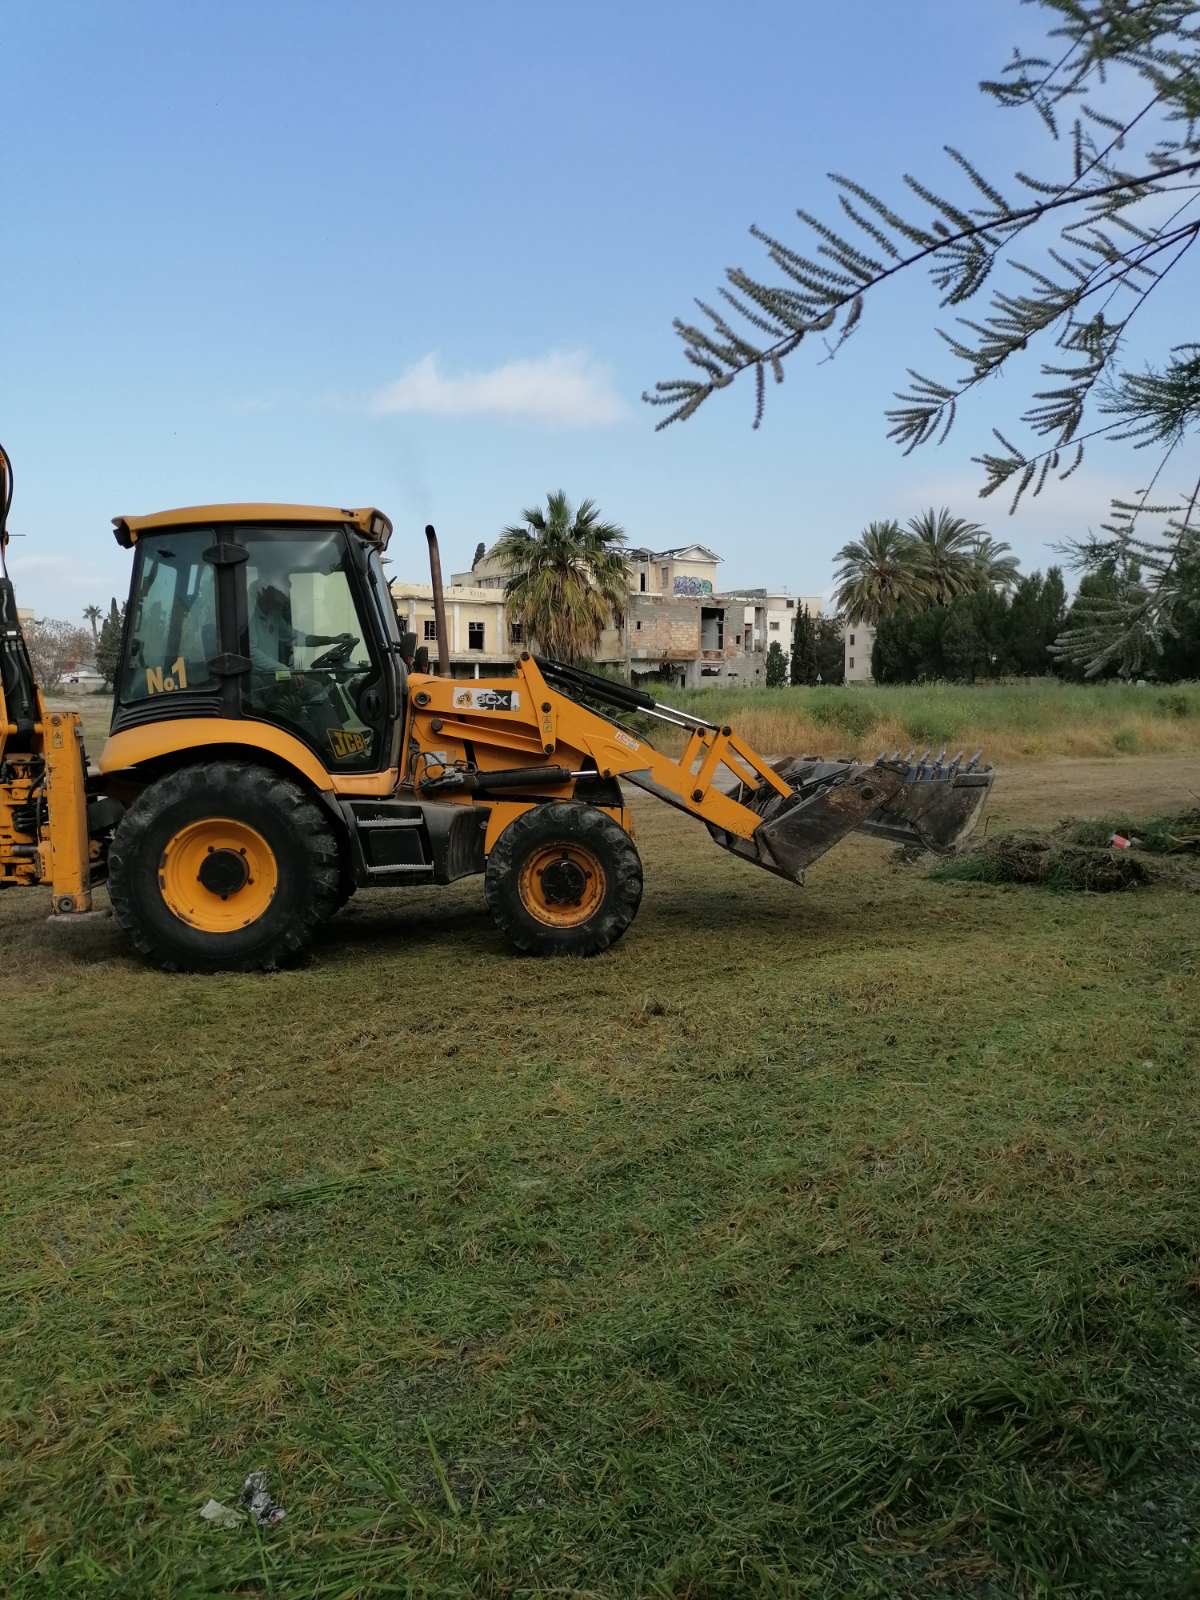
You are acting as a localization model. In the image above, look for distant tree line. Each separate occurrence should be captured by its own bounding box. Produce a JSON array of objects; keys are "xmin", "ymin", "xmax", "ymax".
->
[
  {"xmin": 872, "ymin": 569, "xmax": 1066, "ymax": 684},
  {"xmin": 869, "ymin": 557, "xmax": 1200, "ymax": 684}
]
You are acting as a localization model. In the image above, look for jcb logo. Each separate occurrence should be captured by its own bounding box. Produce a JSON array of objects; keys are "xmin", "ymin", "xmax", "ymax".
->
[{"xmin": 328, "ymin": 728, "xmax": 369, "ymax": 759}]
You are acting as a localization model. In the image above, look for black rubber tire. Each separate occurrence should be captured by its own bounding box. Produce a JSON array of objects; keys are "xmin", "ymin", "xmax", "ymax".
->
[
  {"xmin": 107, "ymin": 761, "xmax": 341, "ymax": 972},
  {"xmin": 484, "ymin": 802, "xmax": 643, "ymax": 956},
  {"xmin": 326, "ymin": 851, "xmax": 356, "ymax": 919}
]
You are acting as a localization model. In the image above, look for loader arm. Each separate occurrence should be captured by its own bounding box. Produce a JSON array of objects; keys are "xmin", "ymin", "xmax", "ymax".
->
[{"xmin": 405, "ymin": 654, "xmax": 993, "ymax": 884}]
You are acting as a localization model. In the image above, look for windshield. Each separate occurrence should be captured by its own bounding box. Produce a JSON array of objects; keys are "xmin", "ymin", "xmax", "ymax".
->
[{"xmin": 119, "ymin": 532, "xmax": 217, "ymax": 705}]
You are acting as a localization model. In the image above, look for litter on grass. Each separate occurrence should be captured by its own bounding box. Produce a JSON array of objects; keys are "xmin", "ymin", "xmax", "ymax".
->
[
  {"xmin": 199, "ymin": 1498, "xmax": 243, "ymax": 1530},
  {"xmin": 242, "ymin": 1470, "xmax": 286, "ymax": 1527}
]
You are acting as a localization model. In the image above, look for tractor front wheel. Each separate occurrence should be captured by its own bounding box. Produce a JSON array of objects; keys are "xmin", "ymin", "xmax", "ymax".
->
[
  {"xmin": 107, "ymin": 761, "xmax": 341, "ymax": 971},
  {"xmin": 485, "ymin": 802, "xmax": 643, "ymax": 956}
]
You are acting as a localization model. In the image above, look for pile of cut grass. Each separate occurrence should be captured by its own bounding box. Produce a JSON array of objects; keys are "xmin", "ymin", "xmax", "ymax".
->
[
  {"xmin": 932, "ymin": 833, "xmax": 1155, "ymax": 892},
  {"xmin": 1060, "ymin": 809, "xmax": 1200, "ymax": 854},
  {"xmin": 932, "ymin": 806, "xmax": 1200, "ymax": 893}
]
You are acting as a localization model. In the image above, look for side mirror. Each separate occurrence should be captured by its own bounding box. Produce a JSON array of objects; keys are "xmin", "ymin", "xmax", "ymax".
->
[{"xmin": 399, "ymin": 630, "xmax": 418, "ymax": 662}]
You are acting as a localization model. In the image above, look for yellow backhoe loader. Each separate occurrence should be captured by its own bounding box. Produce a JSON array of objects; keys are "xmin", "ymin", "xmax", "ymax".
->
[{"xmin": 0, "ymin": 443, "xmax": 994, "ymax": 969}]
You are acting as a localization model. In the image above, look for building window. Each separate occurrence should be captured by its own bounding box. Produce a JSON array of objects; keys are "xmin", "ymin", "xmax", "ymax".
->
[
  {"xmin": 849, "ymin": 656, "xmax": 855, "ymax": 670},
  {"xmin": 769, "ymin": 620, "xmax": 780, "ymax": 631},
  {"xmin": 509, "ymin": 621, "xmax": 523, "ymax": 644},
  {"xmin": 786, "ymin": 598, "xmax": 795, "ymax": 609},
  {"xmin": 639, "ymin": 572, "xmax": 646, "ymax": 592},
  {"xmin": 635, "ymin": 620, "xmax": 642, "ymax": 631},
  {"xmin": 423, "ymin": 619, "xmax": 437, "ymax": 641},
  {"xmin": 468, "ymin": 621, "xmax": 484, "ymax": 651},
  {"xmin": 849, "ymin": 633, "xmax": 855, "ymax": 646},
  {"xmin": 661, "ymin": 566, "xmax": 669, "ymax": 589}
]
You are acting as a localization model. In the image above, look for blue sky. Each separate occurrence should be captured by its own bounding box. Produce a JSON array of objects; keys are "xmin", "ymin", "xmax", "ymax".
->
[{"xmin": 3, "ymin": 0, "xmax": 1168, "ymax": 617}]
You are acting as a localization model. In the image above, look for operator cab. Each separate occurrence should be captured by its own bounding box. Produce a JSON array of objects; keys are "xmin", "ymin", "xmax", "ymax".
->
[{"xmin": 110, "ymin": 504, "xmax": 405, "ymax": 773}]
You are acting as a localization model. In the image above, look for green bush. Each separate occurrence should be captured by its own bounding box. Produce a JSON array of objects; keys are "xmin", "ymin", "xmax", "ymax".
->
[
  {"xmin": 904, "ymin": 712, "xmax": 965, "ymax": 746},
  {"xmin": 1157, "ymin": 691, "xmax": 1192, "ymax": 718},
  {"xmin": 810, "ymin": 696, "xmax": 880, "ymax": 739}
]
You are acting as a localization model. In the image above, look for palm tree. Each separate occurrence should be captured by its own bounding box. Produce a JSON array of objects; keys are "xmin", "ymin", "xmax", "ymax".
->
[
  {"xmin": 493, "ymin": 491, "xmax": 627, "ymax": 663},
  {"xmin": 904, "ymin": 508, "xmax": 984, "ymax": 605},
  {"xmin": 83, "ymin": 604, "xmax": 102, "ymax": 647},
  {"xmin": 968, "ymin": 534, "xmax": 1021, "ymax": 593},
  {"xmin": 832, "ymin": 520, "xmax": 927, "ymax": 625}
]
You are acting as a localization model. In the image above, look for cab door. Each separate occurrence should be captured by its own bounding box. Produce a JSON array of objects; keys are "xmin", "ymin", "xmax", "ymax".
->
[{"xmin": 237, "ymin": 525, "xmax": 392, "ymax": 775}]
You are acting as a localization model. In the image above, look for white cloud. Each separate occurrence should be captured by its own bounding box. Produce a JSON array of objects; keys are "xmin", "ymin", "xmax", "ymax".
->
[{"xmin": 369, "ymin": 350, "xmax": 627, "ymax": 428}]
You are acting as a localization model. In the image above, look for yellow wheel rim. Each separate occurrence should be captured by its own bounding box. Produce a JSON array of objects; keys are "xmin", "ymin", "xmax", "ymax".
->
[
  {"xmin": 159, "ymin": 818, "xmax": 278, "ymax": 932},
  {"xmin": 518, "ymin": 842, "xmax": 606, "ymax": 929}
]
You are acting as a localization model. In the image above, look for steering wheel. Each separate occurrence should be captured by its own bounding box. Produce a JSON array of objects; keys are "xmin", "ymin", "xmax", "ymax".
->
[{"xmin": 309, "ymin": 636, "xmax": 360, "ymax": 674}]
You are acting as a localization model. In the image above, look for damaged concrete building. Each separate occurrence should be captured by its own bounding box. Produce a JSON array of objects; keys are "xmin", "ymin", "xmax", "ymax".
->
[
  {"xmin": 624, "ymin": 591, "xmax": 768, "ymax": 688},
  {"xmin": 396, "ymin": 540, "xmax": 788, "ymax": 687}
]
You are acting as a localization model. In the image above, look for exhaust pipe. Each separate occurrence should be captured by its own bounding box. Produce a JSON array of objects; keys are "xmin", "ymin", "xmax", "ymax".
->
[{"xmin": 424, "ymin": 523, "xmax": 451, "ymax": 677}]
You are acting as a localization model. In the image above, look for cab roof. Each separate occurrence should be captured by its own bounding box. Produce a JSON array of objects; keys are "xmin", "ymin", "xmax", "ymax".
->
[{"xmin": 112, "ymin": 503, "xmax": 393, "ymax": 550}]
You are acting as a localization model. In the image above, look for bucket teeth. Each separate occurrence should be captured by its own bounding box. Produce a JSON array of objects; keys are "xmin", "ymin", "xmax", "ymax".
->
[{"xmin": 748, "ymin": 750, "xmax": 995, "ymax": 863}]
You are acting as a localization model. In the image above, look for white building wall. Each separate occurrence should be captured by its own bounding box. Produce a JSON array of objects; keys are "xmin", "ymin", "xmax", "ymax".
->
[
  {"xmin": 844, "ymin": 622, "xmax": 875, "ymax": 683},
  {"xmin": 725, "ymin": 591, "xmax": 823, "ymax": 651}
]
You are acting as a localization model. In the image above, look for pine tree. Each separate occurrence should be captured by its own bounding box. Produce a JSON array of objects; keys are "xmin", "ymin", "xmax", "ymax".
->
[
  {"xmin": 789, "ymin": 604, "xmax": 819, "ymax": 685},
  {"xmin": 941, "ymin": 604, "xmax": 987, "ymax": 685},
  {"xmin": 814, "ymin": 617, "xmax": 845, "ymax": 685},
  {"xmin": 645, "ymin": 1, "xmax": 1200, "ymax": 674},
  {"xmin": 96, "ymin": 599, "xmax": 125, "ymax": 689},
  {"xmin": 873, "ymin": 606, "xmax": 949, "ymax": 684},
  {"xmin": 765, "ymin": 640, "xmax": 787, "ymax": 687},
  {"xmin": 1008, "ymin": 568, "xmax": 1067, "ymax": 675}
]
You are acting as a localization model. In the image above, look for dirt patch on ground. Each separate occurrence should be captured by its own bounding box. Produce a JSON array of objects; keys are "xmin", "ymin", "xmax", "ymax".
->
[{"xmin": 983, "ymin": 756, "xmax": 1200, "ymax": 829}]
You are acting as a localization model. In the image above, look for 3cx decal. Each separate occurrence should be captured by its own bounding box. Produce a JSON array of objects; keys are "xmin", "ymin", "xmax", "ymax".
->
[{"xmin": 452, "ymin": 688, "xmax": 519, "ymax": 712}]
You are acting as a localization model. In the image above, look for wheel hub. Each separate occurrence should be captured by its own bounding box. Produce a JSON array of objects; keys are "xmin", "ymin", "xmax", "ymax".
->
[
  {"xmin": 158, "ymin": 817, "xmax": 278, "ymax": 931},
  {"xmin": 517, "ymin": 840, "xmax": 607, "ymax": 929},
  {"xmin": 539, "ymin": 855, "xmax": 589, "ymax": 906},
  {"xmin": 197, "ymin": 847, "xmax": 250, "ymax": 898}
]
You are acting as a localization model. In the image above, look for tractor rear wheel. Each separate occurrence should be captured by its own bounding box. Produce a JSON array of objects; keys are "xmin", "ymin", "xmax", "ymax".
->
[
  {"xmin": 485, "ymin": 802, "xmax": 642, "ymax": 956},
  {"xmin": 107, "ymin": 761, "xmax": 341, "ymax": 971}
]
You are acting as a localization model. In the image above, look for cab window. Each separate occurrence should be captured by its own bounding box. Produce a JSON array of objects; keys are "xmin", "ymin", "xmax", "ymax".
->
[
  {"xmin": 242, "ymin": 529, "xmax": 382, "ymax": 770},
  {"xmin": 119, "ymin": 532, "xmax": 217, "ymax": 705}
]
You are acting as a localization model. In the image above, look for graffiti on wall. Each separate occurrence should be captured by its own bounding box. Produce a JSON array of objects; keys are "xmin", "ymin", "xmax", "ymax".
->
[{"xmin": 673, "ymin": 575, "xmax": 713, "ymax": 597}]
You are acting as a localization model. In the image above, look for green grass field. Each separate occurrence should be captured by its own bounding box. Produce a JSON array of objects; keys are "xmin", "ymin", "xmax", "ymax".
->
[
  {"xmin": 660, "ymin": 679, "xmax": 1200, "ymax": 763},
  {"xmin": 2, "ymin": 757, "xmax": 1199, "ymax": 1597}
]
